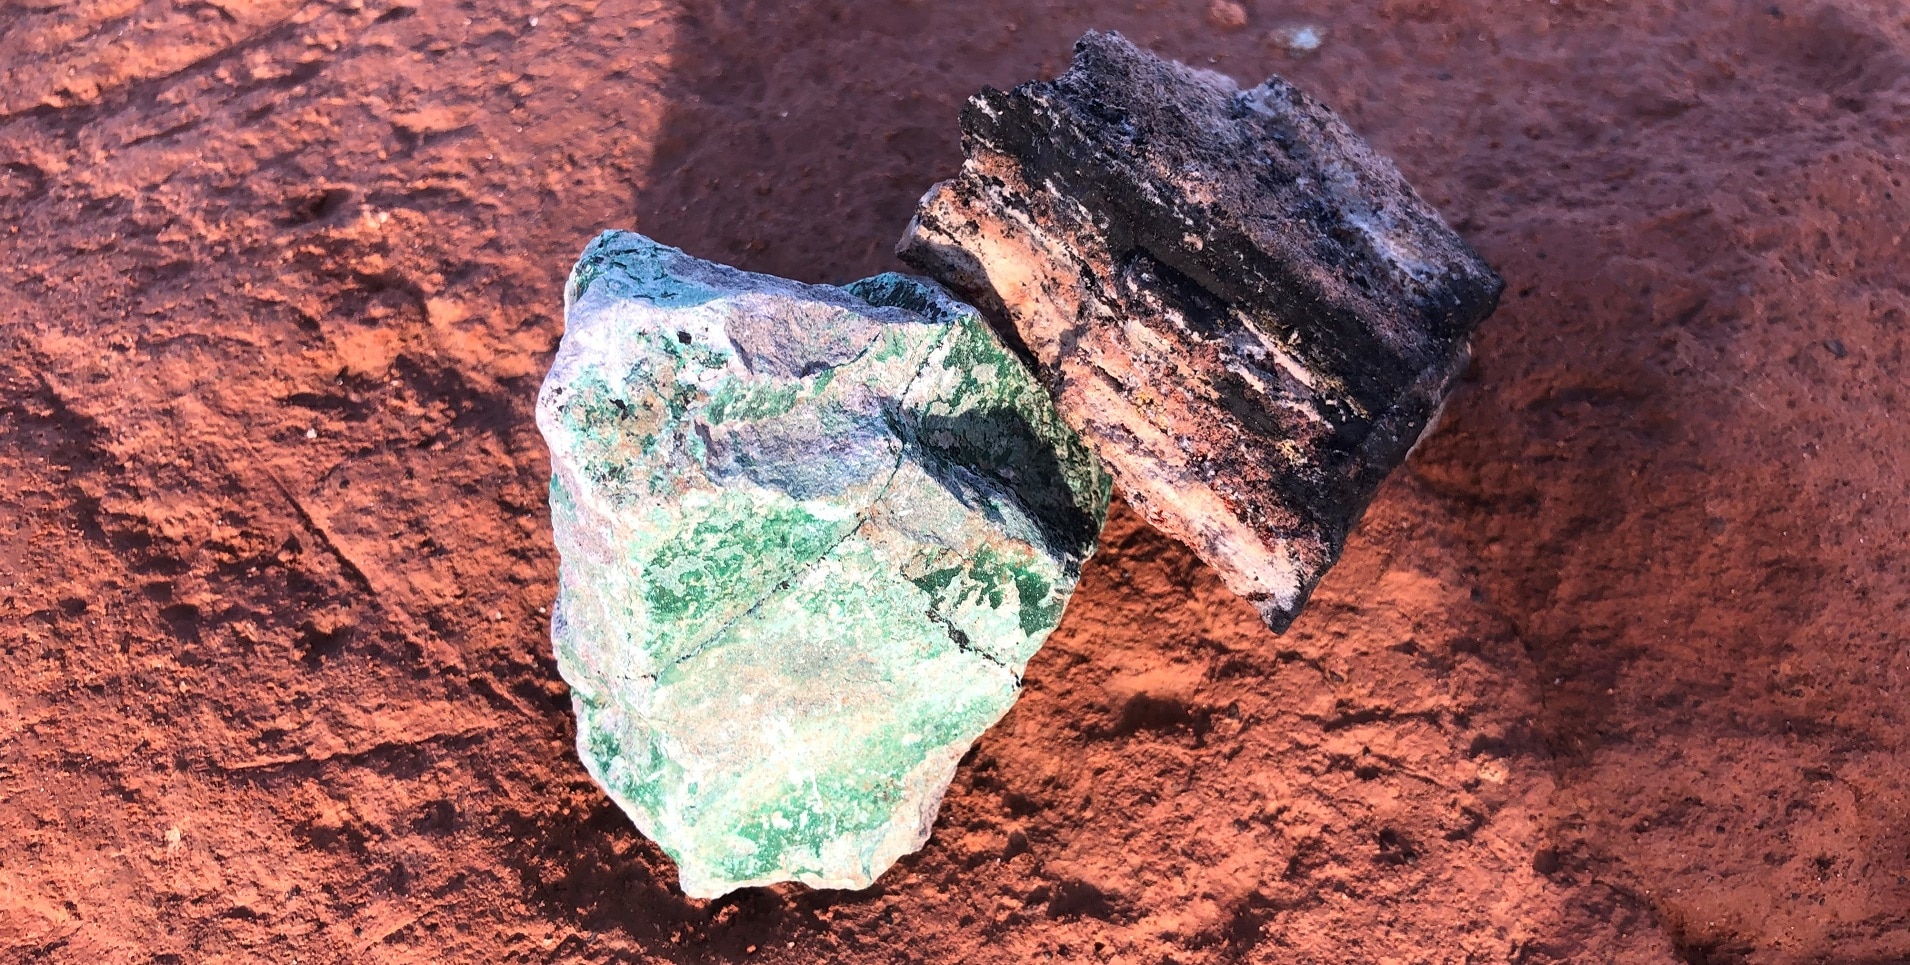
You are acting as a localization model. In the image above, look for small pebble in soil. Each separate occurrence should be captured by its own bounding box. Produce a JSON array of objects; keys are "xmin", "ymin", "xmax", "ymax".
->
[
  {"xmin": 537, "ymin": 231, "xmax": 1108, "ymax": 898},
  {"xmin": 900, "ymin": 31, "xmax": 1504, "ymax": 632},
  {"xmin": 1206, "ymin": 0, "xmax": 1249, "ymax": 31}
]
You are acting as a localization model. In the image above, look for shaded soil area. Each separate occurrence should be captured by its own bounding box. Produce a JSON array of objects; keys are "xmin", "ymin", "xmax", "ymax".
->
[{"xmin": 2, "ymin": 0, "xmax": 1907, "ymax": 962}]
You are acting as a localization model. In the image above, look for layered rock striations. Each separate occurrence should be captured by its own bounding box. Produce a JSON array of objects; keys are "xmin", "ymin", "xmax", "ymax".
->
[
  {"xmin": 899, "ymin": 31, "xmax": 1504, "ymax": 630},
  {"xmin": 536, "ymin": 231, "xmax": 1110, "ymax": 898}
]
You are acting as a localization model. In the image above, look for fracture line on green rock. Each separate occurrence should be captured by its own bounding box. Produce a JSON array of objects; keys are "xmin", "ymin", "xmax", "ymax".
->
[
  {"xmin": 648, "ymin": 321, "xmax": 961, "ymax": 679},
  {"xmin": 921, "ymin": 605, "xmax": 1015, "ymax": 680}
]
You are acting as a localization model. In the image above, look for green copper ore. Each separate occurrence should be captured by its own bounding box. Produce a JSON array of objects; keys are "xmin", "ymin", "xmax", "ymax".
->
[{"xmin": 536, "ymin": 231, "xmax": 1110, "ymax": 898}]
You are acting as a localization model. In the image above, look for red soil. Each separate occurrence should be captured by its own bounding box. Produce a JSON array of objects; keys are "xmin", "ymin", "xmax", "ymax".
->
[{"xmin": 3, "ymin": 1, "xmax": 1906, "ymax": 962}]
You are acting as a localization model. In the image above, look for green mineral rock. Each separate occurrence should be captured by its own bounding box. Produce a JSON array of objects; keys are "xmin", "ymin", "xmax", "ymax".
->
[{"xmin": 536, "ymin": 231, "xmax": 1110, "ymax": 898}]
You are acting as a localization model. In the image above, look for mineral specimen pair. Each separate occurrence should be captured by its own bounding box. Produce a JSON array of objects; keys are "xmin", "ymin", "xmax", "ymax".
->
[{"xmin": 537, "ymin": 32, "xmax": 1502, "ymax": 897}]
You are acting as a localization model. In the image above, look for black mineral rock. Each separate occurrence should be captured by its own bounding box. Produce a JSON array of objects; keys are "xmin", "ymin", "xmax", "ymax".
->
[{"xmin": 898, "ymin": 31, "xmax": 1504, "ymax": 631}]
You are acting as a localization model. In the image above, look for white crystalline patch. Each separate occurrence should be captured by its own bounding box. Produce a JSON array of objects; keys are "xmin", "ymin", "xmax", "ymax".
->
[
  {"xmin": 1342, "ymin": 207, "xmax": 1443, "ymax": 286},
  {"xmin": 1273, "ymin": 24, "xmax": 1325, "ymax": 55}
]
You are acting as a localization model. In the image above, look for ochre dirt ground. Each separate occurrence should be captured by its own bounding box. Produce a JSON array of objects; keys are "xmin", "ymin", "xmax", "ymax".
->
[{"xmin": 3, "ymin": 1, "xmax": 1908, "ymax": 962}]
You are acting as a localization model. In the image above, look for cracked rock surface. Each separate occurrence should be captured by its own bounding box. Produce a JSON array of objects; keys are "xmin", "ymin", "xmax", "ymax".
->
[
  {"xmin": 536, "ymin": 231, "xmax": 1109, "ymax": 897},
  {"xmin": 899, "ymin": 31, "xmax": 1504, "ymax": 631}
]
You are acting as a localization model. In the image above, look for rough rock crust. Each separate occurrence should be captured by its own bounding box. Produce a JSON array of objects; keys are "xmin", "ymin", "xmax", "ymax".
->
[{"xmin": 899, "ymin": 31, "xmax": 1504, "ymax": 630}]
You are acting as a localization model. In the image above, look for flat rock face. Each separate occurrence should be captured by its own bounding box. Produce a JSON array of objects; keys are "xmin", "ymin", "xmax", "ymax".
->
[
  {"xmin": 898, "ymin": 32, "xmax": 1503, "ymax": 630},
  {"xmin": 536, "ymin": 231, "xmax": 1109, "ymax": 898}
]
